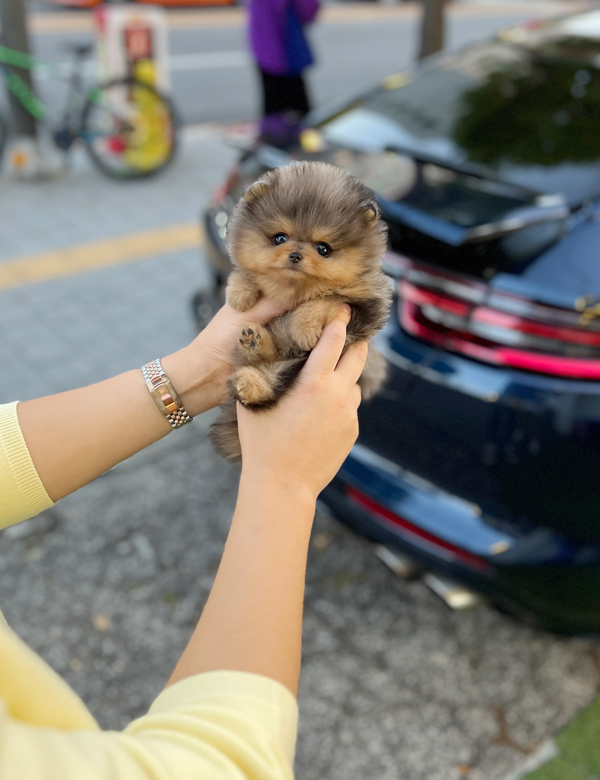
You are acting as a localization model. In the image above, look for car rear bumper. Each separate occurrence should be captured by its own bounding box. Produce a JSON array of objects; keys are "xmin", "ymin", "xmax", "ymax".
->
[
  {"xmin": 359, "ymin": 315, "xmax": 600, "ymax": 546},
  {"xmin": 321, "ymin": 434, "xmax": 600, "ymax": 635}
]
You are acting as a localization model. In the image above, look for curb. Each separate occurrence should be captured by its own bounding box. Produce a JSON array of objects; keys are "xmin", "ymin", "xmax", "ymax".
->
[{"xmin": 501, "ymin": 739, "xmax": 560, "ymax": 780}]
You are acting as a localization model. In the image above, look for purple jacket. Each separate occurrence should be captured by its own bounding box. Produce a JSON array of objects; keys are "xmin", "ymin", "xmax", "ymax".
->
[{"xmin": 248, "ymin": 0, "xmax": 320, "ymax": 76}]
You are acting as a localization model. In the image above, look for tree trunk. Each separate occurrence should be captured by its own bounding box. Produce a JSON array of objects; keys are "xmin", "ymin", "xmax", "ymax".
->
[
  {"xmin": 419, "ymin": 0, "xmax": 445, "ymax": 61},
  {"xmin": 0, "ymin": 0, "xmax": 37, "ymax": 137}
]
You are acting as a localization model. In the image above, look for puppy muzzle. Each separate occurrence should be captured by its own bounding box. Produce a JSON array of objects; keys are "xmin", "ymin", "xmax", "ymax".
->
[{"xmin": 288, "ymin": 252, "xmax": 303, "ymax": 265}]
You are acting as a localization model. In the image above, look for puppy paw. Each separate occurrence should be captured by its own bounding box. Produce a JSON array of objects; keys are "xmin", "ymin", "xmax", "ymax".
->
[
  {"xmin": 231, "ymin": 366, "xmax": 275, "ymax": 406},
  {"xmin": 293, "ymin": 323, "xmax": 323, "ymax": 352},
  {"xmin": 238, "ymin": 324, "xmax": 278, "ymax": 363},
  {"xmin": 226, "ymin": 283, "xmax": 261, "ymax": 312}
]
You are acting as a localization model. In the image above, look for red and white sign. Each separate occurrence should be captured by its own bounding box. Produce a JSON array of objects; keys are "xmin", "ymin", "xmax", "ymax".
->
[{"xmin": 93, "ymin": 4, "xmax": 170, "ymax": 92}]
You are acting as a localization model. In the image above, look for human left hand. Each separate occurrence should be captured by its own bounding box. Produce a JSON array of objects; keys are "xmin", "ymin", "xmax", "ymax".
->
[{"xmin": 162, "ymin": 298, "xmax": 288, "ymax": 417}]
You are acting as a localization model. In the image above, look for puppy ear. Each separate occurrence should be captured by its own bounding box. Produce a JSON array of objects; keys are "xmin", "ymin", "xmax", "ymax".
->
[
  {"xmin": 243, "ymin": 180, "xmax": 270, "ymax": 205},
  {"xmin": 363, "ymin": 203, "xmax": 379, "ymax": 224}
]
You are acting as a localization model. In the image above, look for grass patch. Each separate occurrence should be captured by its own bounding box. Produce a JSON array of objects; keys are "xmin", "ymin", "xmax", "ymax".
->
[{"xmin": 526, "ymin": 695, "xmax": 600, "ymax": 780}]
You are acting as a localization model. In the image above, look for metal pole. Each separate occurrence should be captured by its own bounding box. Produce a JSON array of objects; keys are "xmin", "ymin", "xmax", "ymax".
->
[
  {"xmin": 418, "ymin": 0, "xmax": 445, "ymax": 61},
  {"xmin": 0, "ymin": 0, "xmax": 37, "ymax": 137}
]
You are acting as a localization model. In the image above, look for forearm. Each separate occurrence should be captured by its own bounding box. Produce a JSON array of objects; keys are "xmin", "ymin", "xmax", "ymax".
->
[
  {"xmin": 18, "ymin": 340, "xmax": 218, "ymax": 503},
  {"xmin": 16, "ymin": 300, "xmax": 289, "ymax": 504},
  {"xmin": 167, "ymin": 476, "xmax": 316, "ymax": 696}
]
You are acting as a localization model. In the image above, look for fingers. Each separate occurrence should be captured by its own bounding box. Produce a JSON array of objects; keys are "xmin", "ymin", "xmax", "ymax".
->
[
  {"xmin": 303, "ymin": 304, "xmax": 352, "ymax": 378},
  {"xmin": 336, "ymin": 341, "xmax": 369, "ymax": 386}
]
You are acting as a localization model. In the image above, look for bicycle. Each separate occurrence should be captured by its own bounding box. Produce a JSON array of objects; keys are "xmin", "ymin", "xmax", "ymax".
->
[{"xmin": 0, "ymin": 42, "xmax": 178, "ymax": 180}]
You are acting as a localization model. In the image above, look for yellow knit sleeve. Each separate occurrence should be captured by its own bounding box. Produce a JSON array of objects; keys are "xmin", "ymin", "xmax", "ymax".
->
[
  {"xmin": 0, "ymin": 671, "xmax": 299, "ymax": 780},
  {"xmin": 0, "ymin": 402, "xmax": 54, "ymax": 530},
  {"xmin": 139, "ymin": 671, "xmax": 298, "ymax": 767}
]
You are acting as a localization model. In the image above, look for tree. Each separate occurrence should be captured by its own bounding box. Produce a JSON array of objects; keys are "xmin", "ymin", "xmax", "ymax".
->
[
  {"xmin": 452, "ymin": 59, "xmax": 600, "ymax": 168},
  {"xmin": 419, "ymin": 0, "xmax": 445, "ymax": 61},
  {"xmin": 0, "ymin": 0, "xmax": 36, "ymax": 137}
]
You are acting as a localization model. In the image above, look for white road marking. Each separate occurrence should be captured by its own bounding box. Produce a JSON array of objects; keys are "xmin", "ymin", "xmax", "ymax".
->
[
  {"xmin": 35, "ymin": 50, "xmax": 249, "ymax": 81},
  {"xmin": 168, "ymin": 50, "xmax": 249, "ymax": 71}
]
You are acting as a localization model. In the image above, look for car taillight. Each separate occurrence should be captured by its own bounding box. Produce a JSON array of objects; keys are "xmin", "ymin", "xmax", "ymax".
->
[
  {"xmin": 212, "ymin": 166, "xmax": 240, "ymax": 203},
  {"xmin": 392, "ymin": 257, "xmax": 600, "ymax": 380}
]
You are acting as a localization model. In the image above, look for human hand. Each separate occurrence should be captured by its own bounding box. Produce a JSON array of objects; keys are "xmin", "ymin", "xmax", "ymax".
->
[
  {"xmin": 162, "ymin": 298, "xmax": 287, "ymax": 417},
  {"xmin": 237, "ymin": 305, "xmax": 368, "ymax": 503}
]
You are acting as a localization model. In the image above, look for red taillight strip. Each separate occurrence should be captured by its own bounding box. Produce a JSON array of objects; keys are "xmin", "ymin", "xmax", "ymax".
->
[
  {"xmin": 499, "ymin": 349, "xmax": 600, "ymax": 379},
  {"xmin": 472, "ymin": 307, "xmax": 600, "ymax": 348},
  {"xmin": 389, "ymin": 250, "xmax": 600, "ymax": 379},
  {"xmin": 401, "ymin": 301, "xmax": 600, "ymax": 379},
  {"xmin": 346, "ymin": 486, "xmax": 491, "ymax": 572},
  {"xmin": 401, "ymin": 302, "xmax": 504, "ymax": 363},
  {"xmin": 399, "ymin": 279, "xmax": 471, "ymax": 317}
]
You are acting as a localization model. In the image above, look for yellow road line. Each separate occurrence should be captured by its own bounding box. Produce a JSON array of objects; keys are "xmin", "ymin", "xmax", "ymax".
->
[
  {"xmin": 29, "ymin": 1, "xmax": 581, "ymax": 35},
  {"xmin": 0, "ymin": 222, "xmax": 202, "ymax": 291}
]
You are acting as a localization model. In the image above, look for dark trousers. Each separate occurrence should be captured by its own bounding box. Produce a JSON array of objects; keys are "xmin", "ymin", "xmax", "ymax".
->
[{"xmin": 259, "ymin": 69, "xmax": 311, "ymax": 118}]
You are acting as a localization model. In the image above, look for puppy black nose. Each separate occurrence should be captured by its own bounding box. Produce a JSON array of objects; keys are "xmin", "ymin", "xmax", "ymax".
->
[{"xmin": 289, "ymin": 252, "xmax": 302, "ymax": 264}]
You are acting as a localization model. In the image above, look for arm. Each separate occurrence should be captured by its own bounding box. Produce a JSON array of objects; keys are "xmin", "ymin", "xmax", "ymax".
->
[
  {"xmin": 16, "ymin": 299, "xmax": 286, "ymax": 504},
  {"xmin": 167, "ymin": 305, "xmax": 367, "ymax": 696},
  {"xmin": 0, "ymin": 675, "xmax": 298, "ymax": 780},
  {"xmin": 0, "ymin": 306, "xmax": 366, "ymax": 780}
]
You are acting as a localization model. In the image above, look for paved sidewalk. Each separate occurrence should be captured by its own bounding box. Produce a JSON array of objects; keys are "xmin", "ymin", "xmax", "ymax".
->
[
  {"xmin": 0, "ymin": 126, "xmax": 235, "ymax": 403},
  {"xmin": 1, "ymin": 129, "xmax": 599, "ymax": 780}
]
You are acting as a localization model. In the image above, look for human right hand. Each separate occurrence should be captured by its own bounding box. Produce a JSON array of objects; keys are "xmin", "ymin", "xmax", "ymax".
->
[{"xmin": 237, "ymin": 305, "xmax": 367, "ymax": 503}]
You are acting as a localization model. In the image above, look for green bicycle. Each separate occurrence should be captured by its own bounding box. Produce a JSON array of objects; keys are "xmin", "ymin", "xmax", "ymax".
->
[{"xmin": 0, "ymin": 42, "xmax": 178, "ymax": 180}]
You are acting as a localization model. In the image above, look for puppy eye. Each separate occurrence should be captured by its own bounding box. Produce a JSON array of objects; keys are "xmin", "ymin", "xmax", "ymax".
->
[
  {"xmin": 272, "ymin": 233, "xmax": 288, "ymax": 246},
  {"xmin": 316, "ymin": 242, "xmax": 332, "ymax": 258}
]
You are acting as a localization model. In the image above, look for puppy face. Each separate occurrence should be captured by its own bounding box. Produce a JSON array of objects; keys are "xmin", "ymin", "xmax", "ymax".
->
[{"xmin": 227, "ymin": 162, "xmax": 387, "ymax": 297}]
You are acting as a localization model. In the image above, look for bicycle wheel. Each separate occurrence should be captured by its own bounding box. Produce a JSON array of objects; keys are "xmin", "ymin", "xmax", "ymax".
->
[{"xmin": 81, "ymin": 78, "xmax": 178, "ymax": 180}]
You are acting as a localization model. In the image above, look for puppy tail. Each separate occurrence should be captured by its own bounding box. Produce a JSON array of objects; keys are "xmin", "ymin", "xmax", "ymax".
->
[
  {"xmin": 208, "ymin": 401, "xmax": 242, "ymax": 463},
  {"xmin": 358, "ymin": 346, "xmax": 388, "ymax": 400}
]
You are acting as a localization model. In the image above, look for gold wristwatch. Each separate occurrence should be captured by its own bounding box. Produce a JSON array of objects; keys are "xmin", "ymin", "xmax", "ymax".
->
[{"xmin": 141, "ymin": 359, "xmax": 193, "ymax": 429}]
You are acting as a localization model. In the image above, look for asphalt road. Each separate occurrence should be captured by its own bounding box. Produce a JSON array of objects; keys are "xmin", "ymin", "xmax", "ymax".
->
[{"xmin": 25, "ymin": 4, "xmax": 547, "ymax": 126}]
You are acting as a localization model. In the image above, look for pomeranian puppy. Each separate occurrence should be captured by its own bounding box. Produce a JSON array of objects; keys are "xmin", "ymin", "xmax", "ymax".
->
[{"xmin": 209, "ymin": 161, "xmax": 392, "ymax": 462}]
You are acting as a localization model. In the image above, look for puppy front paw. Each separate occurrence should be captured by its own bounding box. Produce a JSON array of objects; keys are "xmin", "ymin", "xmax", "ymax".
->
[
  {"xmin": 226, "ymin": 283, "xmax": 261, "ymax": 312},
  {"xmin": 238, "ymin": 324, "xmax": 278, "ymax": 363},
  {"xmin": 231, "ymin": 366, "xmax": 275, "ymax": 406}
]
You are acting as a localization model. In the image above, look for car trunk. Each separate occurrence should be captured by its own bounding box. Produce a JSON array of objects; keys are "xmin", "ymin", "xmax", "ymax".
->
[
  {"xmin": 358, "ymin": 196, "xmax": 600, "ymax": 543},
  {"xmin": 378, "ymin": 156, "xmax": 570, "ymax": 281}
]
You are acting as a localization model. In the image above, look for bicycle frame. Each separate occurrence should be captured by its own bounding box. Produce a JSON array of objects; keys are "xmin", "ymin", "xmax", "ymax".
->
[
  {"xmin": 0, "ymin": 45, "xmax": 47, "ymax": 122},
  {"xmin": 0, "ymin": 44, "xmax": 104, "ymax": 139}
]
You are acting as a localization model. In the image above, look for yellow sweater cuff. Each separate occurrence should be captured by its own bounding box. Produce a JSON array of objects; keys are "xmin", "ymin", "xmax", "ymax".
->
[
  {"xmin": 0, "ymin": 402, "xmax": 54, "ymax": 530},
  {"xmin": 146, "ymin": 671, "xmax": 299, "ymax": 764}
]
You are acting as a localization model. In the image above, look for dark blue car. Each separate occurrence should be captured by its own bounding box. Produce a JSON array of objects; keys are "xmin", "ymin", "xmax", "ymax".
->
[{"xmin": 200, "ymin": 10, "xmax": 600, "ymax": 634}]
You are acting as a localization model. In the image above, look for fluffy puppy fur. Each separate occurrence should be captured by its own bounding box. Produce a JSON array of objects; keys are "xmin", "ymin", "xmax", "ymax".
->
[{"xmin": 209, "ymin": 161, "xmax": 392, "ymax": 462}]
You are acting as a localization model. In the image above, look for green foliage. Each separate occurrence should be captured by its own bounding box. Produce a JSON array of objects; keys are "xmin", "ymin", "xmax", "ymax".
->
[{"xmin": 452, "ymin": 59, "xmax": 600, "ymax": 169}]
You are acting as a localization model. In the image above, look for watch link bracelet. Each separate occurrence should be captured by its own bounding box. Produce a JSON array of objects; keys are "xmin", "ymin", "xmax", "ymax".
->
[{"xmin": 141, "ymin": 359, "xmax": 193, "ymax": 429}]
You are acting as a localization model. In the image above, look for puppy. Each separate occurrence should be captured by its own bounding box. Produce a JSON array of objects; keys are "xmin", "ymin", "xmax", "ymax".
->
[{"xmin": 209, "ymin": 161, "xmax": 392, "ymax": 462}]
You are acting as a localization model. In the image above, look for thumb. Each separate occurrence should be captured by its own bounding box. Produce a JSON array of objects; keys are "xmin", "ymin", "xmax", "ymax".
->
[
  {"xmin": 303, "ymin": 304, "xmax": 352, "ymax": 378},
  {"xmin": 243, "ymin": 297, "xmax": 289, "ymax": 325}
]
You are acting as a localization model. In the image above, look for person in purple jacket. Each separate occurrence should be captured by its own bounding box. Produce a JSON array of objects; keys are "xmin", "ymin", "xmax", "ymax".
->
[{"xmin": 248, "ymin": 0, "xmax": 320, "ymax": 147}]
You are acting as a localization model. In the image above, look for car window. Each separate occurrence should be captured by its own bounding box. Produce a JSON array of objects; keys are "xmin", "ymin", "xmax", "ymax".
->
[{"xmin": 317, "ymin": 42, "xmax": 600, "ymax": 207}]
